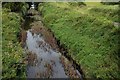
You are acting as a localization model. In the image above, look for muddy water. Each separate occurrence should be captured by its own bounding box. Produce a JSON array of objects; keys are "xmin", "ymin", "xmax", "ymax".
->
[
  {"xmin": 25, "ymin": 30, "xmax": 68, "ymax": 78},
  {"xmin": 22, "ymin": 8, "xmax": 82, "ymax": 79},
  {"xmin": 24, "ymin": 29, "xmax": 82, "ymax": 78}
]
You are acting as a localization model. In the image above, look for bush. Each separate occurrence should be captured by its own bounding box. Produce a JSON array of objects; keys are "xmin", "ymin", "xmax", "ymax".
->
[
  {"xmin": 2, "ymin": 2, "xmax": 29, "ymax": 16},
  {"xmin": 69, "ymin": 2, "xmax": 86, "ymax": 7},
  {"xmin": 101, "ymin": 2, "xmax": 120, "ymax": 5}
]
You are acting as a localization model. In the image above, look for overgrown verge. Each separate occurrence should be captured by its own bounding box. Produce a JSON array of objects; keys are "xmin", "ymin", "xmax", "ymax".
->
[
  {"xmin": 38, "ymin": 2, "xmax": 120, "ymax": 79},
  {"xmin": 2, "ymin": 8, "xmax": 26, "ymax": 78},
  {"xmin": 89, "ymin": 5, "xmax": 119, "ymax": 22}
]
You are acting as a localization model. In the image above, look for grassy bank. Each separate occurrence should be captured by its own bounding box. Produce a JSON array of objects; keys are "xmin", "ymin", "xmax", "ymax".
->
[
  {"xmin": 2, "ymin": 8, "xmax": 26, "ymax": 78},
  {"xmin": 38, "ymin": 2, "xmax": 120, "ymax": 79},
  {"xmin": 88, "ymin": 5, "xmax": 119, "ymax": 22}
]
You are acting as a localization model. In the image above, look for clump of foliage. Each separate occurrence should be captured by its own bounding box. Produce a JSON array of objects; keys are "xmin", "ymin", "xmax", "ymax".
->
[
  {"xmin": 69, "ymin": 2, "xmax": 86, "ymax": 7},
  {"xmin": 39, "ymin": 3, "xmax": 120, "ymax": 79},
  {"xmin": 2, "ymin": 2, "xmax": 29, "ymax": 17},
  {"xmin": 2, "ymin": 8, "xmax": 26, "ymax": 78},
  {"xmin": 101, "ymin": 1, "xmax": 119, "ymax": 5},
  {"xmin": 89, "ymin": 5, "xmax": 119, "ymax": 22}
]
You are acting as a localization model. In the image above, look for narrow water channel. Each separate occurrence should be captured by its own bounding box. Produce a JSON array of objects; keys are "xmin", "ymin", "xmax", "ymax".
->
[
  {"xmin": 21, "ymin": 7, "xmax": 82, "ymax": 79},
  {"xmin": 26, "ymin": 29, "xmax": 68, "ymax": 78},
  {"xmin": 24, "ymin": 29, "xmax": 82, "ymax": 78}
]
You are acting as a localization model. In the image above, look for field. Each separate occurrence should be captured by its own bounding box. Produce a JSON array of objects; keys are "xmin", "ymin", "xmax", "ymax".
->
[{"xmin": 38, "ymin": 2, "xmax": 120, "ymax": 79}]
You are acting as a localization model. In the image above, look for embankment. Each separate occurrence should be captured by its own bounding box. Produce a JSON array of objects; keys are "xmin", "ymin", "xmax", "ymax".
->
[{"xmin": 38, "ymin": 3, "xmax": 120, "ymax": 79}]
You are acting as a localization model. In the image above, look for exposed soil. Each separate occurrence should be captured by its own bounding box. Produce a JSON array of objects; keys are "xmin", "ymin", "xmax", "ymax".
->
[
  {"xmin": 30, "ymin": 21, "xmax": 59, "ymax": 51},
  {"xmin": 19, "ymin": 29, "xmax": 27, "ymax": 47},
  {"xmin": 60, "ymin": 56, "xmax": 80, "ymax": 78},
  {"xmin": 26, "ymin": 52, "xmax": 38, "ymax": 66}
]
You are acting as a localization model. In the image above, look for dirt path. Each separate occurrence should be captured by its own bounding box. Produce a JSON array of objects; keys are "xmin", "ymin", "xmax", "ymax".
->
[{"xmin": 20, "ymin": 9, "xmax": 82, "ymax": 79}]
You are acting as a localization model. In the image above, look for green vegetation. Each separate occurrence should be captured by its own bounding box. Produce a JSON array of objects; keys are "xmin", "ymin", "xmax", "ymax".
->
[
  {"xmin": 2, "ymin": 8, "xmax": 26, "ymax": 78},
  {"xmin": 89, "ymin": 5, "xmax": 119, "ymax": 22},
  {"xmin": 69, "ymin": 2, "xmax": 86, "ymax": 6},
  {"xmin": 2, "ymin": 2, "xmax": 29, "ymax": 17},
  {"xmin": 39, "ymin": 2, "xmax": 120, "ymax": 79}
]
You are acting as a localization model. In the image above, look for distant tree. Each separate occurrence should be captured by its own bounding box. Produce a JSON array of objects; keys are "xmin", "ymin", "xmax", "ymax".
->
[
  {"xmin": 101, "ymin": 0, "xmax": 119, "ymax": 5},
  {"xmin": 69, "ymin": 2, "xmax": 86, "ymax": 7}
]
